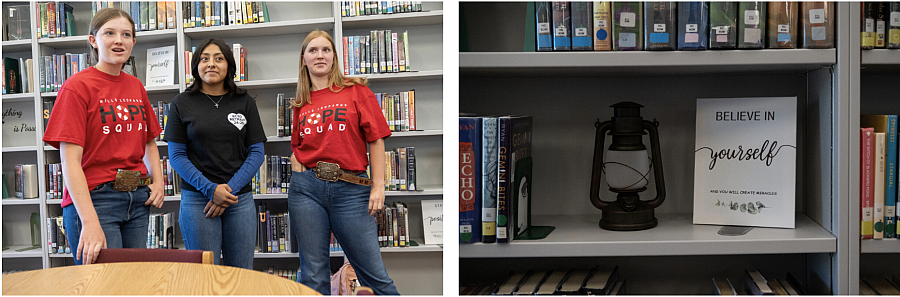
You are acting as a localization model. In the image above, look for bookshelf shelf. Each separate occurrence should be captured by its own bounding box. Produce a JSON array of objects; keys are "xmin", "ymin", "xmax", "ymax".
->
[
  {"xmin": 265, "ymin": 130, "xmax": 442, "ymax": 143},
  {"xmin": 45, "ymin": 199, "xmax": 61, "ymax": 205},
  {"xmin": 48, "ymin": 253, "xmax": 70, "ymax": 258},
  {"xmin": 43, "ymin": 146, "xmax": 57, "ymax": 151},
  {"xmin": 183, "ymin": 18, "xmax": 335, "ymax": 40},
  {"xmin": 860, "ymin": 239, "xmax": 900, "ymax": 254},
  {"xmin": 36, "ymin": 29, "xmax": 177, "ymax": 48},
  {"xmin": 460, "ymin": 49, "xmax": 836, "ymax": 77},
  {"xmin": 2, "ymin": 39, "xmax": 32, "ymax": 52},
  {"xmin": 2, "ymin": 93, "xmax": 36, "ymax": 101},
  {"xmin": 144, "ymin": 84, "xmax": 180, "ymax": 94},
  {"xmin": 2, "ymin": 146, "xmax": 37, "ymax": 153},
  {"xmin": 2, "ymin": 247, "xmax": 43, "ymax": 258},
  {"xmin": 861, "ymin": 49, "xmax": 900, "ymax": 65},
  {"xmin": 351, "ymin": 70, "xmax": 443, "ymax": 82},
  {"xmin": 235, "ymin": 78, "xmax": 298, "ymax": 90},
  {"xmin": 1, "ymin": 198, "xmax": 41, "ymax": 205},
  {"xmin": 40, "ymin": 92, "xmax": 57, "ymax": 97},
  {"xmin": 459, "ymin": 214, "xmax": 836, "ymax": 258},
  {"xmin": 341, "ymin": 10, "xmax": 444, "ymax": 30}
]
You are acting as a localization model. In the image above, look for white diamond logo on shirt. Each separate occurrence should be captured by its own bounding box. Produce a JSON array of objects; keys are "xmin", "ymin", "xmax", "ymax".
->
[
  {"xmin": 228, "ymin": 113, "xmax": 247, "ymax": 130},
  {"xmin": 307, "ymin": 113, "xmax": 321, "ymax": 125},
  {"xmin": 116, "ymin": 105, "xmax": 129, "ymax": 121}
]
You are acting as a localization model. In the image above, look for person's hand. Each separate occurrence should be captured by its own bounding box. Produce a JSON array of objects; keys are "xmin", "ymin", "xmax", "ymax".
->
[
  {"xmin": 77, "ymin": 222, "xmax": 107, "ymax": 265},
  {"xmin": 291, "ymin": 154, "xmax": 307, "ymax": 172},
  {"xmin": 212, "ymin": 184, "xmax": 237, "ymax": 206},
  {"xmin": 204, "ymin": 200, "xmax": 227, "ymax": 218},
  {"xmin": 145, "ymin": 181, "xmax": 165, "ymax": 208},
  {"xmin": 368, "ymin": 186, "xmax": 385, "ymax": 216}
]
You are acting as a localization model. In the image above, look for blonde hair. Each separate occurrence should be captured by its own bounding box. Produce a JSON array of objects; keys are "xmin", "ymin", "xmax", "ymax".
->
[
  {"xmin": 292, "ymin": 30, "xmax": 366, "ymax": 108},
  {"xmin": 88, "ymin": 8, "xmax": 136, "ymax": 66}
]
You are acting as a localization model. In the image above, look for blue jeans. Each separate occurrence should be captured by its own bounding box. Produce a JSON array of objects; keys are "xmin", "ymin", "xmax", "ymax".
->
[
  {"xmin": 288, "ymin": 170, "xmax": 399, "ymax": 295},
  {"xmin": 179, "ymin": 189, "xmax": 256, "ymax": 269},
  {"xmin": 63, "ymin": 182, "xmax": 151, "ymax": 265}
]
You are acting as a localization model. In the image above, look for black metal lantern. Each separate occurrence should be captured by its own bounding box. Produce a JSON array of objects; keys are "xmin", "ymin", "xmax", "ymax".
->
[{"xmin": 590, "ymin": 102, "xmax": 666, "ymax": 231}]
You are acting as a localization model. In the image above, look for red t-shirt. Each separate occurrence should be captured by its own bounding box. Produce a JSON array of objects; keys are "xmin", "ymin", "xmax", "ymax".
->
[
  {"xmin": 291, "ymin": 83, "xmax": 391, "ymax": 172},
  {"xmin": 43, "ymin": 67, "xmax": 162, "ymax": 207}
]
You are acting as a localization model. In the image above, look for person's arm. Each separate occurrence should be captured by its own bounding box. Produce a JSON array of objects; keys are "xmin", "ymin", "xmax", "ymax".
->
[
  {"xmin": 142, "ymin": 141, "xmax": 165, "ymax": 208},
  {"xmin": 226, "ymin": 142, "xmax": 265, "ymax": 194},
  {"xmin": 367, "ymin": 138, "xmax": 386, "ymax": 216},
  {"xmin": 168, "ymin": 142, "xmax": 237, "ymax": 206},
  {"xmin": 60, "ymin": 142, "xmax": 106, "ymax": 265}
]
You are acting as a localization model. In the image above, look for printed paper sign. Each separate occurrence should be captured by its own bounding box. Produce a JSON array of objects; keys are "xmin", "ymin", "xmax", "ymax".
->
[
  {"xmin": 693, "ymin": 97, "xmax": 797, "ymax": 229},
  {"xmin": 2, "ymin": 101, "xmax": 36, "ymax": 147},
  {"xmin": 421, "ymin": 200, "xmax": 443, "ymax": 245},
  {"xmin": 146, "ymin": 45, "xmax": 175, "ymax": 86}
]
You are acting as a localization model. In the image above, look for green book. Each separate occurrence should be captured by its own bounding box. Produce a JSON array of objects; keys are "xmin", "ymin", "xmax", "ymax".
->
[
  {"xmin": 524, "ymin": 2, "xmax": 536, "ymax": 52},
  {"xmin": 737, "ymin": 2, "xmax": 766, "ymax": 49},
  {"xmin": 612, "ymin": 2, "xmax": 642, "ymax": 51},
  {"xmin": 140, "ymin": 1, "xmax": 149, "ymax": 31},
  {"xmin": 709, "ymin": 2, "xmax": 737, "ymax": 49},
  {"xmin": 262, "ymin": 2, "xmax": 269, "ymax": 23},
  {"xmin": 2, "ymin": 174, "xmax": 9, "ymax": 199},
  {"xmin": 66, "ymin": 11, "xmax": 76, "ymax": 36},
  {"xmin": 149, "ymin": 1, "xmax": 157, "ymax": 31}
]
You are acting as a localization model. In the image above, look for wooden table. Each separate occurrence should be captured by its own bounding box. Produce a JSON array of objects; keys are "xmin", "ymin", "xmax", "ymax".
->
[{"xmin": 2, "ymin": 262, "xmax": 320, "ymax": 295}]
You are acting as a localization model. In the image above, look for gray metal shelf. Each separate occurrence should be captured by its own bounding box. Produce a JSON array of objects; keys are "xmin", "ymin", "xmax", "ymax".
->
[
  {"xmin": 184, "ymin": 18, "xmax": 335, "ymax": 40},
  {"xmin": 860, "ymin": 239, "xmax": 900, "ymax": 253},
  {"xmin": 460, "ymin": 213, "xmax": 836, "ymax": 258},
  {"xmin": 460, "ymin": 49, "xmax": 836, "ymax": 77},
  {"xmin": 341, "ymin": 10, "xmax": 443, "ymax": 30}
]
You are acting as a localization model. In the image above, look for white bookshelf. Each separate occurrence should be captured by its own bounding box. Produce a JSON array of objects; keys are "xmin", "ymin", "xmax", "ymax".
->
[
  {"xmin": 459, "ymin": 2, "xmax": 850, "ymax": 295},
  {"xmin": 2, "ymin": 2, "xmax": 443, "ymax": 294}
]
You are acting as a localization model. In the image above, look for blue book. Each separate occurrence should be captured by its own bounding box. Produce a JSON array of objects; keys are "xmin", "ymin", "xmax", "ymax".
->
[
  {"xmin": 132, "ymin": 2, "xmax": 141, "ymax": 32},
  {"xmin": 536, "ymin": 2, "xmax": 553, "ymax": 51},
  {"xmin": 645, "ymin": 2, "xmax": 677, "ymax": 50},
  {"xmin": 862, "ymin": 115, "xmax": 898, "ymax": 238},
  {"xmin": 459, "ymin": 117, "xmax": 483, "ymax": 243},
  {"xmin": 570, "ymin": 2, "xmax": 593, "ymax": 50},
  {"xmin": 678, "ymin": 2, "xmax": 708, "ymax": 50},
  {"xmin": 552, "ymin": 2, "xmax": 571, "ymax": 50},
  {"xmin": 482, "ymin": 117, "xmax": 499, "ymax": 243}
]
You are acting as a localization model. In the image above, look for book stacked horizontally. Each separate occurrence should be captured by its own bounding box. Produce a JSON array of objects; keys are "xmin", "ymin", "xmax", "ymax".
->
[{"xmin": 461, "ymin": 266, "xmax": 622, "ymax": 295}]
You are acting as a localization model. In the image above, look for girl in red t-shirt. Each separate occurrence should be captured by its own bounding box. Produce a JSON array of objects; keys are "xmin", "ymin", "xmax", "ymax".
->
[
  {"xmin": 287, "ymin": 30, "xmax": 398, "ymax": 295},
  {"xmin": 42, "ymin": 8, "xmax": 164, "ymax": 265}
]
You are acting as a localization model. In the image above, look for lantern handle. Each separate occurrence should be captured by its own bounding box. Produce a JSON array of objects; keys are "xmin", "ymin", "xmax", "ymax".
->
[
  {"xmin": 644, "ymin": 119, "xmax": 666, "ymax": 208},
  {"xmin": 590, "ymin": 119, "xmax": 613, "ymax": 210}
]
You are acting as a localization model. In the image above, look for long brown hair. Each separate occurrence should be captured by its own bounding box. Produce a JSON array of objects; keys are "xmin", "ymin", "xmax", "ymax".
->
[
  {"xmin": 186, "ymin": 38, "xmax": 247, "ymax": 95},
  {"xmin": 87, "ymin": 8, "xmax": 136, "ymax": 66},
  {"xmin": 292, "ymin": 30, "xmax": 366, "ymax": 108}
]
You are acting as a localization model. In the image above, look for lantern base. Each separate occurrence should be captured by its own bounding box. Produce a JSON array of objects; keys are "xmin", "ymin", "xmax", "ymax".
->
[{"xmin": 598, "ymin": 199, "xmax": 658, "ymax": 231}]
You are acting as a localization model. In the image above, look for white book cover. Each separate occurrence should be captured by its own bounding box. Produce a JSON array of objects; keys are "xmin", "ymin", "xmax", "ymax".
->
[
  {"xmin": 693, "ymin": 97, "xmax": 797, "ymax": 228},
  {"xmin": 145, "ymin": 45, "xmax": 175, "ymax": 86},
  {"xmin": 421, "ymin": 199, "xmax": 443, "ymax": 245},
  {"xmin": 875, "ymin": 132, "xmax": 886, "ymax": 239}
]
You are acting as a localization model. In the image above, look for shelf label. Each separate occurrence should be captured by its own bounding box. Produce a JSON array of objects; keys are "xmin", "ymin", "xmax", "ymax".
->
[
  {"xmin": 654, "ymin": 23, "xmax": 666, "ymax": 33},
  {"xmin": 715, "ymin": 26, "xmax": 729, "ymax": 35},
  {"xmin": 877, "ymin": 20, "xmax": 885, "ymax": 34},
  {"xmin": 555, "ymin": 24, "xmax": 567, "ymax": 37},
  {"xmin": 686, "ymin": 24, "xmax": 698, "ymax": 33},
  {"xmin": 575, "ymin": 27, "xmax": 588, "ymax": 37},
  {"xmin": 620, "ymin": 12, "xmax": 636, "ymax": 27},
  {"xmin": 744, "ymin": 10, "xmax": 760, "ymax": 25},
  {"xmin": 778, "ymin": 24, "xmax": 790, "ymax": 33},
  {"xmin": 538, "ymin": 22, "xmax": 550, "ymax": 34},
  {"xmin": 809, "ymin": 9, "xmax": 825, "ymax": 24},
  {"xmin": 595, "ymin": 19, "xmax": 607, "ymax": 28},
  {"xmin": 892, "ymin": 12, "xmax": 900, "ymax": 26},
  {"xmin": 866, "ymin": 19, "xmax": 875, "ymax": 32},
  {"xmin": 618, "ymin": 32, "xmax": 636, "ymax": 47}
]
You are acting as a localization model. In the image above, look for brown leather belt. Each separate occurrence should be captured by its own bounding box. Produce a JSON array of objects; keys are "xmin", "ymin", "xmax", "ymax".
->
[
  {"xmin": 311, "ymin": 161, "xmax": 373, "ymax": 186},
  {"xmin": 113, "ymin": 170, "xmax": 152, "ymax": 192}
]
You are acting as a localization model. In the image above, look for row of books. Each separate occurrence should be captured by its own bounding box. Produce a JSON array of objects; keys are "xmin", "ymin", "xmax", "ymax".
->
[
  {"xmin": 459, "ymin": 115, "xmax": 534, "ymax": 244},
  {"xmin": 859, "ymin": 114, "xmax": 899, "ymax": 239},
  {"xmin": 860, "ymin": 275, "xmax": 900, "ymax": 295},
  {"xmin": 182, "ymin": 1, "xmax": 270, "ymax": 28},
  {"xmin": 46, "ymin": 216, "xmax": 69, "ymax": 254},
  {"xmin": 861, "ymin": 2, "xmax": 900, "ymax": 50},
  {"xmin": 275, "ymin": 93, "xmax": 293, "ymax": 137},
  {"xmin": 537, "ymin": 2, "xmax": 836, "ymax": 52},
  {"xmin": 462, "ymin": 266, "xmax": 621, "ymax": 295},
  {"xmin": 375, "ymin": 201, "xmax": 412, "ymax": 247},
  {"xmin": 43, "ymin": 157, "xmax": 182, "ymax": 200},
  {"xmin": 714, "ymin": 269, "xmax": 806, "ymax": 295},
  {"xmin": 341, "ymin": 1, "xmax": 423, "ymax": 17},
  {"xmin": 251, "ymin": 155, "xmax": 291, "ymax": 195},
  {"xmin": 37, "ymin": 53, "xmax": 89, "ymax": 93},
  {"xmin": 32, "ymin": 2, "xmax": 76, "ymax": 39},
  {"xmin": 255, "ymin": 203, "xmax": 294, "ymax": 253},
  {"xmin": 377, "ymin": 90, "xmax": 416, "ymax": 132},
  {"xmin": 262, "ymin": 266, "xmax": 300, "ymax": 282},
  {"xmin": 1, "ymin": 57, "xmax": 34, "ymax": 94},
  {"xmin": 342, "ymin": 30, "xmax": 411, "ymax": 75},
  {"xmin": 147, "ymin": 212, "xmax": 175, "ymax": 249},
  {"xmin": 93, "ymin": 1, "xmax": 178, "ymax": 32},
  {"xmin": 384, "ymin": 147, "xmax": 417, "ymax": 191}
]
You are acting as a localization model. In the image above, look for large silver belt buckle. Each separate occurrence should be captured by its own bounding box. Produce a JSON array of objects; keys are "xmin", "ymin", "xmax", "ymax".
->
[{"xmin": 315, "ymin": 161, "xmax": 341, "ymax": 182}]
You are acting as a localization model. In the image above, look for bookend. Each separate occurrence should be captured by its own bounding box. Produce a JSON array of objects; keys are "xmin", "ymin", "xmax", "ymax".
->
[{"xmin": 14, "ymin": 212, "xmax": 42, "ymax": 252}]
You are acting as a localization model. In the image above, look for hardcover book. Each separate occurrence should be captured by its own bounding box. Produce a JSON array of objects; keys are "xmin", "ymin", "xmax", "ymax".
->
[
  {"xmin": 570, "ymin": 2, "xmax": 592, "ymax": 50},
  {"xmin": 3, "ymin": 57, "xmax": 21, "ymax": 94},
  {"xmin": 6, "ymin": 5, "xmax": 31, "ymax": 41},
  {"xmin": 737, "ymin": 2, "xmax": 766, "ymax": 49},
  {"xmin": 678, "ymin": 2, "xmax": 709, "ymax": 50},
  {"xmin": 612, "ymin": 2, "xmax": 642, "ymax": 51},
  {"xmin": 693, "ymin": 97, "xmax": 797, "ymax": 229},
  {"xmin": 766, "ymin": 2, "xmax": 797, "ymax": 49},
  {"xmin": 592, "ymin": 2, "xmax": 612, "ymax": 51},
  {"xmin": 709, "ymin": 2, "xmax": 737, "ymax": 49},
  {"xmin": 861, "ymin": 115, "xmax": 897, "ymax": 238},
  {"xmin": 583, "ymin": 266, "xmax": 619, "ymax": 295},
  {"xmin": 877, "ymin": 2, "xmax": 888, "ymax": 48},
  {"xmin": 801, "ymin": 2, "xmax": 834, "ymax": 49},
  {"xmin": 863, "ymin": 2, "xmax": 876, "ymax": 49},
  {"xmin": 516, "ymin": 271, "xmax": 548, "ymax": 295},
  {"xmin": 644, "ymin": 2, "xmax": 676, "ymax": 50},
  {"xmin": 889, "ymin": 3, "xmax": 900, "ymax": 48},
  {"xmin": 481, "ymin": 117, "xmax": 499, "ymax": 243},
  {"xmin": 497, "ymin": 115, "xmax": 533, "ymax": 242},
  {"xmin": 744, "ymin": 269, "xmax": 774, "ymax": 295},
  {"xmin": 459, "ymin": 117, "xmax": 483, "ymax": 243},
  {"xmin": 552, "ymin": 2, "xmax": 571, "ymax": 50},
  {"xmin": 874, "ymin": 132, "xmax": 886, "ymax": 239},
  {"xmin": 146, "ymin": 45, "xmax": 175, "ymax": 86},
  {"xmin": 535, "ymin": 269, "xmax": 568, "ymax": 295}
]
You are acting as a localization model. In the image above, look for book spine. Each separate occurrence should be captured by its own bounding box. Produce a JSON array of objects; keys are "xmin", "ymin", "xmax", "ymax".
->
[
  {"xmin": 149, "ymin": 1, "xmax": 157, "ymax": 30},
  {"xmin": 592, "ymin": 2, "xmax": 612, "ymax": 51},
  {"xmin": 709, "ymin": 1, "xmax": 737, "ymax": 49},
  {"xmin": 862, "ymin": 127, "xmax": 875, "ymax": 239},
  {"xmin": 886, "ymin": 116, "xmax": 898, "ymax": 238},
  {"xmin": 737, "ymin": 2, "xmax": 764, "ymax": 49},
  {"xmin": 875, "ymin": 132, "xmax": 886, "ymax": 239},
  {"xmin": 402, "ymin": 31, "xmax": 410, "ymax": 71},
  {"xmin": 460, "ymin": 118, "xmax": 482, "ymax": 243},
  {"xmin": 497, "ymin": 117, "xmax": 514, "ymax": 243},
  {"xmin": 644, "ymin": 1, "xmax": 676, "ymax": 50},
  {"xmin": 889, "ymin": 3, "xmax": 900, "ymax": 48},
  {"xmin": 570, "ymin": 2, "xmax": 592, "ymax": 50},
  {"xmin": 167, "ymin": 1, "xmax": 176, "ymax": 29},
  {"xmin": 536, "ymin": 2, "xmax": 553, "ymax": 51},
  {"xmin": 407, "ymin": 147, "xmax": 415, "ymax": 191},
  {"xmin": 876, "ymin": 2, "xmax": 887, "ymax": 48},
  {"xmin": 48, "ymin": 2, "xmax": 56, "ymax": 38},
  {"xmin": 482, "ymin": 117, "xmax": 499, "ymax": 243},
  {"xmin": 764, "ymin": 2, "xmax": 797, "ymax": 48},
  {"xmin": 612, "ymin": 2, "xmax": 642, "ymax": 51},
  {"xmin": 801, "ymin": 2, "xmax": 834, "ymax": 49},
  {"xmin": 552, "ymin": 1, "xmax": 571, "ymax": 50}
]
